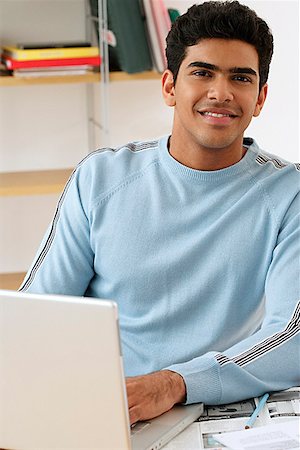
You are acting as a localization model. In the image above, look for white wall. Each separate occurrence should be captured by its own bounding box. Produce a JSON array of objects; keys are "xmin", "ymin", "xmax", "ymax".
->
[
  {"xmin": 0, "ymin": 0, "xmax": 299, "ymax": 273},
  {"xmin": 0, "ymin": 195, "xmax": 59, "ymax": 272},
  {"xmin": 0, "ymin": 0, "xmax": 89, "ymax": 273},
  {"xmin": 0, "ymin": 0, "xmax": 89, "ymax": 173}
]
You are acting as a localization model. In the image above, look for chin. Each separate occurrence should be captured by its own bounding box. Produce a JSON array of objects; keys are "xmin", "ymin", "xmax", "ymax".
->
[
  {"xmin": 197, "ymin": 141, "xmax": 234, "ymax": 151},
  {"xmin": 196, "ymin": 135, "xmax": 238, "ymax": 151}
]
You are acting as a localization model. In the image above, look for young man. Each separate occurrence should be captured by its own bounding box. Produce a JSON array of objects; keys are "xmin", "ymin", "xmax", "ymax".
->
[{"xmin": 20, "ymin": 1, "xmax": 299, "ymax": 425}]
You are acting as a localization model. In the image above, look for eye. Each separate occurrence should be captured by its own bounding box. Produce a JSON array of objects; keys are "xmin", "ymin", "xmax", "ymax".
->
[
  {"xmin": 192, "ymin": 70, "xmax": 212, "ymax": 78},
  {"xmin": 233, "ymin": 75, "xmax": 252, "ymax": 83}
]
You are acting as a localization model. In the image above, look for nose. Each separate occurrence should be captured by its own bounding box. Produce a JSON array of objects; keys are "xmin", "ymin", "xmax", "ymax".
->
[{"xmin": 207, "ymin": 76, "xmax": 234, "ymax": 103}]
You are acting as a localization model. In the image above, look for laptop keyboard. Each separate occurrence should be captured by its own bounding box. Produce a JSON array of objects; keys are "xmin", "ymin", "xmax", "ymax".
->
[{"xmin": 131, "ymin": 421, "xmax": 151, "ymax": 435}]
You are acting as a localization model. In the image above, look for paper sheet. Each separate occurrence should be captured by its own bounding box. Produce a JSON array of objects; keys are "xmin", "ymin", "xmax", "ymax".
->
[
  {"xmin": 164, "ymin": 388, "xmax": 300, "ymax": 449},
  {"xmin": 213, "ymin": 418, "xmax": 300, "ymax": 450}
]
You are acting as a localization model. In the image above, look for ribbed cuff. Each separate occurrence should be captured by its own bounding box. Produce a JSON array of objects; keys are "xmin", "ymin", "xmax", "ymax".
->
[{"xmin": 165, "ymin": 352, "xmax": 222, "ymax": 405}]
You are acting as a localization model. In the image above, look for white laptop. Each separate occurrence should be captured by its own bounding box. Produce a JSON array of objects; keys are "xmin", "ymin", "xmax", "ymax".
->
[{"xmin": 0, "ymin": 290, "xmax": 204, "ymax": 450}]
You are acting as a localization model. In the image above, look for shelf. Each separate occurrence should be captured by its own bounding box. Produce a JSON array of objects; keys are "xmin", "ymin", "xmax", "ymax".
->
[
  {"xmin": 0, "ymin": 72, "xmax": 100, "ymax": 86},
  {"xmin": 0, "ymin": 70, "xmax": 161, "ymax": 86},
  {"xmin": 0, "ymin": 69, "xmax": 162, "ymax": 196},
  {"xmin": 0, "ymin": 168, "xmax": 73, "ymax": 196},
  {"xmin": 0, "ymin": 272, "xmax": 26, "ymax": 290},
  {"xmin": 110, "ymin": 71, "xmax": 161, "ymax": 81}
]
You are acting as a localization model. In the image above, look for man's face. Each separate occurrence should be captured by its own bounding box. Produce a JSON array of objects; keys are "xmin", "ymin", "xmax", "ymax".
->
[{"xmin": 163, "ymin": 38, "xmax": 267, "ymax": 157}]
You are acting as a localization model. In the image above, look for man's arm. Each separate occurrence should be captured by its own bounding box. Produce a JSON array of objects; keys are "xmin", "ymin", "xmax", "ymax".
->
[
  {"xmin": 20, "ymin": 162, "xmax": 95, "ymax": 295},
  {"xmin": 126, "ymin": 190, "xmax": 300, "ymax": 421},
  {"xmin": 126, "ymin": 370, "xmax": 186, "ymax": 425}
]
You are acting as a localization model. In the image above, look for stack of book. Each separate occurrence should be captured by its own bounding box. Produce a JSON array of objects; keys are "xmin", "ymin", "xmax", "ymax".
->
[{"xmin": 1, "ymin": 42, "xmax": 101, "ymax": 78}]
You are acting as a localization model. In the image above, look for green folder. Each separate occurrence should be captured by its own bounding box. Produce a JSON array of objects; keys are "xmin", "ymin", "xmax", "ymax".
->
[
  {"xmin": 89, "ymin": 0, "xmax": 152, "ymax": 73},
  {"xmin": 168, "ymin": 8, "xmax": 180, "ymax": 24}
]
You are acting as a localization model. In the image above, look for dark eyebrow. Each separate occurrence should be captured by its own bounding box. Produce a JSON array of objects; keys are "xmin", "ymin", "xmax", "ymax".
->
[
  {"xmin": 230, "ymin": 67, "xmax": 257, "ymax": 76},
  {"xmin": 187, "ymin": 61, "xmax": 257, "ymax": 77},
  {"xmin": 187, "ymin": 61, "xmax": 217, "ymax": 71}
]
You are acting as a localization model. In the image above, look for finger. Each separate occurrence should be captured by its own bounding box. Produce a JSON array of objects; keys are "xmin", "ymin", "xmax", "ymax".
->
[
  {"xmin": 126, "ymin": 378, "xmax": 143, "ymax": 408},
  {"xmin": 129, "ymin": 405, "xmax": 142, "ymax": 426},
  {"xmin": 126, "ymin": 386, "xmax": 139, "ymax": 409}
]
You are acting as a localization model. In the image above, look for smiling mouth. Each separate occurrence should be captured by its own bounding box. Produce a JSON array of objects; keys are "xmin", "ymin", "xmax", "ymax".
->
[{"xmin": 200, "ymin": 111, "xmax": 237, "ymax": 118}]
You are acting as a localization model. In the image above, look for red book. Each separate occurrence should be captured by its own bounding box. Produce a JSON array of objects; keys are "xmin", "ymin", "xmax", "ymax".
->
[{"xmin": 2, "ymin": 55, "xmax": 101, "ymax": 70}]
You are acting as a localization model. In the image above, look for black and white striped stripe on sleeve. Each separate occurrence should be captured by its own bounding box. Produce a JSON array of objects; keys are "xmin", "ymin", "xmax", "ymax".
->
[{"xmin": 215, "ymin": 301, "xmax": 300, "ymax": 368}]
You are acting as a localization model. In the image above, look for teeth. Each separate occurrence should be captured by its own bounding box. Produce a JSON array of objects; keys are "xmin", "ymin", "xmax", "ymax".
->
[{"xmin": 203, "ymin": 112, "xmax": 230, "ymax": 117}]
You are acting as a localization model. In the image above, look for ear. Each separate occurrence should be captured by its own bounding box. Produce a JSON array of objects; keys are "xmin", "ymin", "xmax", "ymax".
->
[
  {"xmin": 162, "ymin": 69, "xmax": 176, "ymax": 107},
  {"xmin": 253, "ymin": 83, "xmax": 268, "ymax": 117}
]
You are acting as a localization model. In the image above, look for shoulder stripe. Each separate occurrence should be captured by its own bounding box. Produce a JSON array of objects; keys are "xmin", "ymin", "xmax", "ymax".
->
[
  {"xmin": 256, "ymin": 154, "xmax": 270, "ymax": 165},
  {"xmin": 215, "ymin": 301, "xmax": 300, "ymax": 367},
  {"xmin": 215, "ymin": 354, "xmax": 231, "ymax": 365},
  {"xmin": 121, "ymin": 140, "xmax": 158, "ymax": 153},
  {"xmin": 255, "ymin": 153, "xmax": 288, "ymax": 170}
]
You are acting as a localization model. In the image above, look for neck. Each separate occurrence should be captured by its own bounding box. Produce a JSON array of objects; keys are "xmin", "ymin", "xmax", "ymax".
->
[{"xmin": 168, "ymin": 135, "xmax": 247, "ymax": 171}]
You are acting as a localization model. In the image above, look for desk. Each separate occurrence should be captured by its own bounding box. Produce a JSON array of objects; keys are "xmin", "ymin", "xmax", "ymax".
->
[{"xmin": 165, "ymin": 387, "xmax": 300, "ymax": 449}]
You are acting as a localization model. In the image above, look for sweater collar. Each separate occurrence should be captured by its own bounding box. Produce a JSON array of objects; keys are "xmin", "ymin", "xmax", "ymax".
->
[{"xmin": 158, "ymin": 135, "xmax": 258, "ymax": 183}]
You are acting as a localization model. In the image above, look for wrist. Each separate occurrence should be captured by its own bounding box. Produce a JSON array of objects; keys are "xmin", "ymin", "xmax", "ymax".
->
[{"xmin": 163, "ymin": 370, "xmax": 187, "ymax": 404}]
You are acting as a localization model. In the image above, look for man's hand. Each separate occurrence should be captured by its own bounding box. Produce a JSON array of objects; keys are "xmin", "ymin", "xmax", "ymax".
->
[{"xmin": 126, "ymin": 370, "xmax": 186, "ymax": 425}]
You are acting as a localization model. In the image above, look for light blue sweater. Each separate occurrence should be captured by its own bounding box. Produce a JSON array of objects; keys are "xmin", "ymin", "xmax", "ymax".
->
[{"xmin": 21, "ymin": 136, "xmax": 300, "ymax": 405}]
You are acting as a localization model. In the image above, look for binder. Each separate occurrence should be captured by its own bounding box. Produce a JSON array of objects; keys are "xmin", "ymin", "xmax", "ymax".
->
[
  {"xmin": 107, "ymin": 0, "xmax": 152, "ymax": 73},
  {"xmin": 89, "ymin": 0, "xmax": 152, "ymax": 74},
  {"xmin": 168, "ymin": 8, "xmax": 180, "ymax": 24}
]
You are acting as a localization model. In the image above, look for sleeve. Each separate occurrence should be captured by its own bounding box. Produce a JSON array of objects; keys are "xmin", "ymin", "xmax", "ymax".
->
[
  {"xmin": 19, "ymin": 165, "xmax": 95, "ymax": 296},
  {"xmin": 166, "ymin": 191, "xmax": 300, "ymax": 405}
]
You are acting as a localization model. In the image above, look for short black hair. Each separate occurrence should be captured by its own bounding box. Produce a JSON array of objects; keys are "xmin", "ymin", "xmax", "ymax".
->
[{"xmin": 166, "ymin": 1, "xmax": 274, "ymax": 91}]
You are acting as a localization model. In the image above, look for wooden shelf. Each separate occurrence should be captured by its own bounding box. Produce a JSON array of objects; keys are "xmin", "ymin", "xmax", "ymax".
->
[
  {"xmin": 0, "ymin": 72, "xmax": 100, "ymax": 86},
  {"xmin": 110, "ymin": 71, "xmax": 161, "ymax": 82},
  {"xmin": 0, "ymin": 272, "xmax": 26, "ymax": 290},
  {"xmin": 0, "ymin": 70, "xmax": 161, "ymax": 197},
  {"xmin": 0, "ymin": 168, "xmax": 73, "ymax": 196},
  {"xmin": 0, "ymin": 70, "xmax": 161, "ymax": 86}
]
